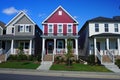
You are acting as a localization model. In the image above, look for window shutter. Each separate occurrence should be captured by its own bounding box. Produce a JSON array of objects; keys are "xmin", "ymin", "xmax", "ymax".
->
[
  {"xmin": 63, "ymin": 24, "xmax": 67, "ymax": 35},
  {"xmin": 54, "ymin": 24, "xmax": 57, "ymax": 35},
  {"xmin": 29, "ymin": 25, "xmax": 31, "ymax": 32},
  {"xmin": 73, "ymin": 24, "xmax": 76, "ymax": 35}
]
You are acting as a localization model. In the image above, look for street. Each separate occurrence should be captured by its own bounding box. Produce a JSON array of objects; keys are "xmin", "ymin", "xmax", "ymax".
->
[{"xmin": 0, "ymin": 73, "xmax": 119, "ymax": 80}]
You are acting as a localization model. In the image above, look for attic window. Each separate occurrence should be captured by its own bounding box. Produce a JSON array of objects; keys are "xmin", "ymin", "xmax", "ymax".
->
[{"xmin": 58, "ymin": 11, "xmax": 62, "ymax": 15}]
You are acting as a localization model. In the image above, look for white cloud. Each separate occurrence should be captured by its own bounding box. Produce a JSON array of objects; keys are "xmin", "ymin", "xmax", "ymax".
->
[
  {"xmin": 38, "ymin": 13, "xmax": 46, "ymax": 18},
  {"xmin": 2, "ymin": 7, "xmax": 18, "ymax": 15},
  {"xmin": 73, "ymin": 16, "xmax": 79, "ymax": 19},
  {"xmin": 2, "ymin": 7, "xmax": 28, "ymax": 15}
]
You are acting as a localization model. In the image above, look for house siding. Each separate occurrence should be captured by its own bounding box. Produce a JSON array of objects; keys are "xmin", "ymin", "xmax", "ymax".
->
[
  {"xmin": 63, "ymin": 24, "xmax": 67, "ymax": 35},
  {"xmin": 44, "ymin": 24, "xmax": 48, "ymax": 35},
  {"xmin": 47, "ymin": 8, "xmax": 74, "ymax": 23},
  {"xmin": 0, "ymin": 27, "xmax": 3, "ymax": 35},
  {"xmin": 15, "ymin": 25, "xmax": 34, "ymax": 36}
]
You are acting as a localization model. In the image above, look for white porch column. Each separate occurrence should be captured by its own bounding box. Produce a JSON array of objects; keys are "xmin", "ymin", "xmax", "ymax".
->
[
  {"xmin": 11, "ymin": 39, "xmax": 14, "ymax": 54},
  {"xmin": 65, "ymin": 39, "xmax": 67, "ymax": 53},
  {"xmin": 29, "ymin": 39, "xmax": 32, "ymax": 55},
  {"xmin": 94, "ymin": 38, "xmax": 97, "ymax": 55},
  {"xmin": 75, "ymin": 39, "xmax": 78, "ymax": 59},
  {"xmin": 42, "ymin": 38, "xmax": 45, "ymax": 61},
  {"xmin": 106, "ymin": 38, "xmax": 109, "ymax": 50},
  {"xmin": 117, "ymin": 38, "xmax": 120, "ymax": 55},
  {"xmin": 54, "ymin": 39, "xmax": 56, "ymax": 54}
]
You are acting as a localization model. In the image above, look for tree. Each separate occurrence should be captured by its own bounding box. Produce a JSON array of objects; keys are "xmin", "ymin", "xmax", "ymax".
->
[{"xmin": 65, "ymin": 38, "xmax": 74, "ymax": 66}]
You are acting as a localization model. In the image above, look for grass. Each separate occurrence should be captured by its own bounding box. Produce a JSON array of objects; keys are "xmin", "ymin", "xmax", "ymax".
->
[
  {"xmin": 50, "ymin": 63, "xmax": 111, "ymax": 72},
  {"xmin": 0, "ymin": 61, "xmax": 40, "ymax": 69}
]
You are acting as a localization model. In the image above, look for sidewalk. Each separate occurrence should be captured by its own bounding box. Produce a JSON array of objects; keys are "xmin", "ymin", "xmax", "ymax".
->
[{"xmin": 0, "ymin": 68, "xmax": 120, "ymax": 79}]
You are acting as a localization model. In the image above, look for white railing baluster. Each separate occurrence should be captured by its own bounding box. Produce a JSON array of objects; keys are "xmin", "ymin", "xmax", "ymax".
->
[
  {"xmin": 96, "ymin": 48, "xmax": 102, "ymax": 64},
  {"xmin": 5, "ymin": 49, "xmax": 11, "ymax": 61},
  {"xmin": 106, "ymin": 50, "xmax": 115, "ymax": 63}
]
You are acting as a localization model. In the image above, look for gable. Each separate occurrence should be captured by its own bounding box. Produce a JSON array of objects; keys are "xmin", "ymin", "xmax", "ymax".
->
[
  {"xmin": 43, "ymin": 6, "xmax": 78, "ymax": 24},
  {"xmin": 15, "ymin": 15, "xmax": 33, "ymax": 24},
  {"xmin": 6, "ymin": 11, "xmax": 35, "ymax": 26}
]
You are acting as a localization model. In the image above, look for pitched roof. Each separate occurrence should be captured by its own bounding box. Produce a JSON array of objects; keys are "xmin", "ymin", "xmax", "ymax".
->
[
  {"xmin": 6, "ymin": 11, "xmax": 35, "ymax": 26},
  {"xmin": 88, "ymin": 16, "xmax": 120, "ymax": 22},
  {"xmin": 42, "ymin": 6, "xmax": 78, "ymax": 24},
  {"xmin": 0, "ymin": 21, "xmax": 5, "ymax": 28}
]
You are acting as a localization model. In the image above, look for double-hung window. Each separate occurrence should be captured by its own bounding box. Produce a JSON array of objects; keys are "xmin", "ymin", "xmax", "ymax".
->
[
  {"xmin": 114, "ymin": 24, "xmax": 118, "ymax": 32},
  {"xmin": 25, "ymin": 25, "xmax": 31, "ymax": 32},
  {"xmin": 18, "ymin": 25, "xmax": 24, "ymax": 32},
  {"xmin": 48, "ymin": 24, "xmax": 53, "ymax": 33},
  {"xmin": 104, "ymin": 24, "xmax": 109, "ymax": 32},
  {"xmin": 58, "ymin": 24, "xmax": 63, "ymax": 33},
  {"xmin": 95, "ymin": 24, "xmax": 99, "ymax": 32},
  {"xmin": 68, "ymin": 24, "xmax": 72, "ymax": 33}
]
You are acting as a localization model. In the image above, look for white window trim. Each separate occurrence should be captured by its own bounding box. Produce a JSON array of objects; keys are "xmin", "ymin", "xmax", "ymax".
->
[
  {"xmin": 58, "ymin": 11, "xmax": 62, "ymax": 15},
  {"xmin": 57, "ymin": 40, "xmax": 64, "ymax": 49},
  {"xmin": 48, "ymin": 24, "xmax": 53, "ymax": 33},
  {"xmin": 67, "ymin": 24, "xmax": 73, "ymax": 33},
  {"xmin": 114, "ymin": 23, "xmax": 119, "ymax": 32},
  {"xmin": 25, "ymin": 25, "xmax": 30, "ymax": 32},
  {"xmin": 57, "ymin": 24, "xmax": 63, "ymax": 33},
  {"xmin": 104, "ymin": 23, "xmax": 109, "ymax": 32}
]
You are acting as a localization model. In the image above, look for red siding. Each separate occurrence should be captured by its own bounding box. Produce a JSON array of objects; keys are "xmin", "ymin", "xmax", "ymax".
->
[
  {"xmin": 54, "ymin": 24, "xmax": 57, "ymax": 35},
  {"xmin": 63, "ymin": 24, "xmax": 67, "ymax": 35},
  {"xmin": 44, "ymin": 24, "xmax": 48, "ymax": 35},
  {"xmin": 47, "ymin": 8, "xmax": 74, "ymax": 23},
  {"xmin": 73, "ymin": 24, "xmax": 76, "ymax": 35}
]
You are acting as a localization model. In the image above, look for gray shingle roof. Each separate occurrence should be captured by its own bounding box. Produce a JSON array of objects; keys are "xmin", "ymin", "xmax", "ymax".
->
[
  {"xmin": 0, "ymin": 21, "xmax": 5, "ymax": 28},
  {"xmin": 88, "ymin": 16, "xmax": 120, "ymax": 22}
]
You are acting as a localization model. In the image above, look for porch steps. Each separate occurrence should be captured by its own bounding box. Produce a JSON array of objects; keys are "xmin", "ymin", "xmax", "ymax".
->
[
  {"xmin": 102, "ymin": 55, "xmax": 112, "ymax": 63},
  {"xmin": 43, "ymin": 55, "xmax": 53, "ymax": 61},
  {"xmin": 102, "ymin": 63, "xmax": 120, "ymax": 73},
  {"xmin": 0, "ymin": 54, "xmax": 6, "ymax": 63},
  {"xmin": 37, "ymin": 61, "xmax": 53, "ymax": 70}
]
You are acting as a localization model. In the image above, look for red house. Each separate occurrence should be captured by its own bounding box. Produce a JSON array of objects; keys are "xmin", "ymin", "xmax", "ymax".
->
[{"xmin": 41, "ymin": 6, "xmax": 79, "ymax": 62}]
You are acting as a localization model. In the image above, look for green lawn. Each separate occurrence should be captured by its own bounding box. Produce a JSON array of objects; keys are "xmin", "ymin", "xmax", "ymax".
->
[
  {"xmin": 50, "ymin": 63, "xmax": 111, "ymax": 72},
  {"xmin": 0, "ymin": 61, "xmax": 40, "ymax": 69}
]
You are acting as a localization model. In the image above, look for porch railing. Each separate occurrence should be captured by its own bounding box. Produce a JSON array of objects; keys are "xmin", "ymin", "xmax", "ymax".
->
[
  {"xmin": 96, "ymin": 48, "xmax": 102, "ymax": 64},
  {"xmin": 0, "ymin": 48, "xmax": 3, "ymax": 55},
  {"xmin": 56, "ymin": 49, "xmax": 76, "ymax": 54},
  {"xmin": 106, "ymin": 50, "xmax": 115, "ymax": 63},
  {"xmin": 5, "ymin": 49, "xmax": 11, "ymax": 61}
]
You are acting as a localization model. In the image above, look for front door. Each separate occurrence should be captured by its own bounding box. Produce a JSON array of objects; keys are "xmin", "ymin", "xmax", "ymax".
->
[
  {"xmin": 47, "ymin": 41, "xmax": 54, "ymax": 54},
  {"xmin": 97, "ymin": 42, "xmax": 100, "ymax": 51}
]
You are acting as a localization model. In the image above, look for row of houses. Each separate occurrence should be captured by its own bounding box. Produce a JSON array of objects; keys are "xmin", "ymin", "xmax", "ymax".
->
[{"xmin": 0, "ymin": 6, "xmax": 120, "ymax": 64}]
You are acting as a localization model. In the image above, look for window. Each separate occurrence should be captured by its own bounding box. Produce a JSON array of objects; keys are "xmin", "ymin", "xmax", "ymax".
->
[
  {"xmin": 57, "ymin": 40, "xmax": 63, "ymax": 48},
  {"xmin": 104, "ymin": 24, "xmax": 109, "ymax": 32},
  {"xmin": 18, "ymin": 25, "xmax": 24, "ymax": 32},
  {"xmin": 58, "ymin": 11, "xmax": 62, "ymax": 15},
  {"xmin": 25, "ymin": 25, "xmax": 31, "ymax": 32},
  {"xmin": 95, "ymin": 24, "xmax": 99, "ymax": 32},
  {"xmin": 58, "ymin": 24, "xmax": 63, "ymax": 33},
  {"xmin": 114, "ymin": 24, "xmax": 118, "ymax": 32},
  {"xmin": 12, "ymin": 28, "xmax": 14, "ymax": 33},
  {"xmin": 68, "ymin": 24, "xmax": 72, "ymax": 33},
  {"xmin": 19, "ymin": 42, "xmax": 29, "ymax": 49},
  {"xmin": 48, "ymin": 24, "xmax": 53, "ymax": 33},
  {"xmin": 25, "ymin": 42, "xmax": 29, "ymax": 49}
]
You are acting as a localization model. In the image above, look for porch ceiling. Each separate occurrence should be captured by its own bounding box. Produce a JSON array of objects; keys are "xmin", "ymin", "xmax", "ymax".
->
[
  {"xmin": 0, "ymin": 35, "xmax": 35, "ymax": 40},
  {"xmin": 90, "ymin": 33, "xmax": 120, "ymax": 38}
]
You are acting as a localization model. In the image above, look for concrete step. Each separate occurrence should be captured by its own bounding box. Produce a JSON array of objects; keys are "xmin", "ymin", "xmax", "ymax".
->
[
  {"xmin": 102, "ymin": 63, "xmax": 120, "ymax": 73},
  {"xmin": 102, "ymin": 55, "xmax": 112, "ymax": 63},
  {"xmin": 37, "ymin": 61, "xmax": 53, "ymax": 71},
  {"xmin": 43, "ymin": 55, "xmax": 53, "ymax": 61}
]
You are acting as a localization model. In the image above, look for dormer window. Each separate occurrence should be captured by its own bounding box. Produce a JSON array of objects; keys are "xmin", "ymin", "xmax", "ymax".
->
[{"xmin": 58, "ymin": 11, "xmax": 62, "ymax": 15}]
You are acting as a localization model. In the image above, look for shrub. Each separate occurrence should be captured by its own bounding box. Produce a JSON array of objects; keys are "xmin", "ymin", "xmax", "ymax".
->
[
  {"xmin": 87, "ymin": 55, "xmax": 95, "ymax": 65},
  {"xmin": 17, "ymin": 54, "xmax": 28, "ymax": 61},
  {"xmin": 8, "ymin": 55, "xmax": 17, "ymax": 60},
  {"xmin": 115, "ymin": 59, "xmax": 120, "ymax": 68}
]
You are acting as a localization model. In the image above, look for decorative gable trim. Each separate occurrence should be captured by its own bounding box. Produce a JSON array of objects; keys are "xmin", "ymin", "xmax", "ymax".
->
[
  {"xmin": 6, "ymin": 11, "xmax": 36, "ymax": 27},
  {"xmin": 42, "ymin": 5, "xmax": 78, "ymax": 24}
]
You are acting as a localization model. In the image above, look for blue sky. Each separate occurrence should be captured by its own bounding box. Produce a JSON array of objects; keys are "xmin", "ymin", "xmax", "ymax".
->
[{"xmin": 0, "ymin": 0, "xmax": 120, "ymax": 30}]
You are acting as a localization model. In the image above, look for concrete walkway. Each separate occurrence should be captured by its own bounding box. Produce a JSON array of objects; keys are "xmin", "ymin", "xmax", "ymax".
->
[
  {"xmin": 37, "ymin": 61, "xmax": 52, "ymax": 70},
  {"xmin": 102, "ymin": 63, "xmax": 120, "ymax": 73},
  {"xmin": 0, "ymin": 68, "xmax": 120, "ymax": 79}
]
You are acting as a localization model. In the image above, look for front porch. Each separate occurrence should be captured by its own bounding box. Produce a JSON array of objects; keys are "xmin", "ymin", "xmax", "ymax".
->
[
  {"xmin": 92, "ymin": 37, "xmax": 120, "ymax": 64},
  {"xmin": 42, "ymin": 38, "xmax": 78, "ymax": 62}
]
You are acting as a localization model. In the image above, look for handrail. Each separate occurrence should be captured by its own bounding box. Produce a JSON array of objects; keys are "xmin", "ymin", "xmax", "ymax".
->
[
  {"xmin": 53, "ymin": 49, "xmax": 55, "ymax": 62},
  {"xmin": 5, "ymin": 49, "xmax": 11, "ymax": 61},
  {"xmin": 96, "ymin": 48, "xmax": 102, "ymax": 64},
  {"xmin": 106, "ymin": 50, "xmax": 115, "ymax": 63}
]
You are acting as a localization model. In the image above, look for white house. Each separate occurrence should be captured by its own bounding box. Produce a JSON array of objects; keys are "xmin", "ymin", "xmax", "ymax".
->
[{"xmin": 78, "ymin": 16, "xmax": 120, "ymax": 64}]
